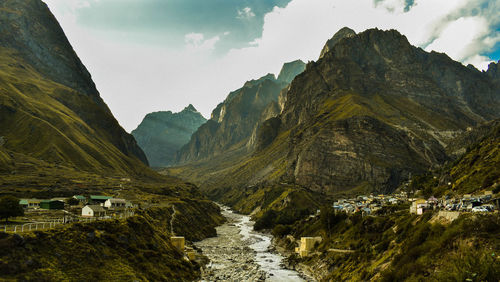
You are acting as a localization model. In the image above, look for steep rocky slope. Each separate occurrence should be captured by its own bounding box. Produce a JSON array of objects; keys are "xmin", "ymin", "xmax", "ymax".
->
[
  {"xmin": 419, "ymin": 118, "xmax": 500, "ymax": 196},
  {"xmin": 0, "ymin": 0, "xmax": 150, "ymax": 177},
  {"xmin": 175, "ymin": 61, "xmax": 305, "ymax": 164},
  {"xmin": 168, "ymin": 28, "xmax": 499, "ymax": 199},
  {"xmin": 273, "ymin": 28, "xmax": 499, "ymax": 193},
  {"xmin": 132, "ymin": 105, "xmax": 206, "ymax": 167}
]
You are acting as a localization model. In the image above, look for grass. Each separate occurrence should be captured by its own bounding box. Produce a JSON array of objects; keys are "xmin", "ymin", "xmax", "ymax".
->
[
  {"xmin": 273, "ymin": 205, "xmax": 500, "ymax": 281},
  {"xmin": 0, "ymin": 47, "xmax": 153, "ymax": 178},
  {"xmin": 0, "ymin": 200, "xmax": 224, "ymax": 281}
]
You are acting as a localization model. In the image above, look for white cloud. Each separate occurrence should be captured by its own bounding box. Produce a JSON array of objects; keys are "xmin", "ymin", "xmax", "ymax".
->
[
  {"xmin": 43, "ymin": 0, "xmax": 500, "ymax": 132},
  {"xmin": 237, "ymin": 7, "xmax": 256, "ymax": 20},
  {"xmin": 185, "ymin": 33, "xmax": 220, "ymax": 52},
  {"xmin": 221, "ymin": 0, "xmax": 498, "ymax": 77}
]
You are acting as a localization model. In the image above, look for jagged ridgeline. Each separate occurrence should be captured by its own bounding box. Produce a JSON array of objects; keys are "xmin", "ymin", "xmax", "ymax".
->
[
  {"xmin": 175, "ymin": 60, "xmax": 306, "ymax": 163},
  {"xmin": 0, "ymin": 0, "xmax": 151, "ymax": 176},
  {"xmin": 168, "ymin": 27, "xmax": 500, "ymax": 198},
  {"xmin": 132, "ymin": 105, "xmax": 207, "ymax": 167}
]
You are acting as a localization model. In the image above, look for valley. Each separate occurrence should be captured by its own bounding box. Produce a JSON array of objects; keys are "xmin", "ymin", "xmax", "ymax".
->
[{"xmin": 0, "ymin": 0, "xmax": 499, "ymax": 281}]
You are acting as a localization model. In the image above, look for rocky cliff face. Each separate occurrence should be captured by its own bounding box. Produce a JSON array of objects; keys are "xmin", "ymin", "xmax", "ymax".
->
[
  {"xmin": 268, "ymin": 28, "xmax": 500, "ymax": 193},
  {"xmin": 171, "ymin": 28, "xmax": 499, "ymax": 198},
  {"xmin": 132, "ymin": 105, "xmax": 206, "ymax": 167},
  {"xmin": 176, "ymin": 61, "xmax": 305, "ymax": 164},
  {"xmin": 277, "ymin": 60, "xmax": 306, "ymax": 83},
  {"xmin": 0, "ymin": 0, "xmax": 150, "ymax": 175},
  {"xmin": 318, "ymin": 27, "xmax": 356, "ymax": 59}
]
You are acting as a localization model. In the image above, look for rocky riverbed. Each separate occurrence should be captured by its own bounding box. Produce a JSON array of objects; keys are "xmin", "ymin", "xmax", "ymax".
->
[{"xmin": 195, "ymin": 206, "xmax": 308, "ymax": 281}]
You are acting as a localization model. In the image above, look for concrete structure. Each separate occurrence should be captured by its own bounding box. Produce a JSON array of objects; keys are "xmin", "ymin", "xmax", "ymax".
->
[
  {"xmin": 185, "ymin": 247, "xmax": 196, "ymax": 260},
  {"xmin": 104, "ymin": 198, "xmax": 126, "ymax": 210},
  {"xmin": 436, "ymin": 211, "xmax": 460, "ymax": 222},
  {"xmin": 296, "ymin": 237, "xmax": 322, "ymax": 257},
  {"xmin": 410, "ymin": 199, "xmax": 427, "ymax": 215},
  {"xmin": 171, "ymin": 236, "xmax": 185, "ymax": 252},
  {"xmin": 82, "ymin": 205, "xmax": 106, "ymax": 217}
]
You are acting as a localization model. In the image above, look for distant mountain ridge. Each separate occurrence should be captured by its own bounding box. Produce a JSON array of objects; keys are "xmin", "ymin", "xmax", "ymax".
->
[
  {"xmin": 132, "ymin": 105, "xmax": 206, "ymax": 167},
  {"xmin": 0, "ymin": 0, "xmax": 150, "ymax": 176},
  {"xmin": 175, "ymin": 60, "xmax": 305, "ymax": 164}
]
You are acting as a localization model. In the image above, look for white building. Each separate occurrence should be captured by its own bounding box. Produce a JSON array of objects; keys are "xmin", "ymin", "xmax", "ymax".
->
[
  {"xmin": 82, "ymin": 205, "xmax": 106, "ymax": 217},
  {"xmin": 104, "ymin": 198, "xmax": 126, "ymax": 210}
]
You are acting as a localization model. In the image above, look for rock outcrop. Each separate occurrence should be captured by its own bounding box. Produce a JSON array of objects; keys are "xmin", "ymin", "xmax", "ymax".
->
[
  {"xmin": 318, "ymin": 27, "xmax": 356, "ymax": 59},
  {"xmin": 277, "ymin": 60, "xmax": 306, "ymax": 83},
  {"xmin": 176, "ymin": 61, "xmax": 305, "ymax": 164},
  {"xmin": 132, "ymin": 105, "xmax": 206, "ymax": 167}
]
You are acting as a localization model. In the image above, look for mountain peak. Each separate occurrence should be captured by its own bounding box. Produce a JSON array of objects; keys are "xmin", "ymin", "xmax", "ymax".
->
[
  {"xmin": 319, "ymin": 27, "xmax": 356, "ymax": 59},
  {"xmin": 277, "ymin": 60, "xmax": 306, "ymax": 83},
  {"xmin": 486, "ymin": 60, "xmax": 499, "ymax": 81},
  {"xmin": 183, "ymin": 104, "xmax": 198, "ymax": 112}
]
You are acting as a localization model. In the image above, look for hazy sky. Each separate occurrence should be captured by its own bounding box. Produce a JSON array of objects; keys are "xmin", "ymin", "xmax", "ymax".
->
[{"xmin": 44, "ymin": 0, "xmax": 500, "ymax": 132}]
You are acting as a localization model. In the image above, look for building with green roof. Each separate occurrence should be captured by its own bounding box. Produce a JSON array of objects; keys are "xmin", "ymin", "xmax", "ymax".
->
[{"xmin": 90, "ymin": 195, "xmax": 112, "ymax": 205}]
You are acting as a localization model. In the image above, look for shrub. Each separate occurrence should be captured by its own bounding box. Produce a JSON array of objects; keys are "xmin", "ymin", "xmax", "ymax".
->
[{"xmin": 272, "ymin": 224, "xmax": 292, "ymax": 237}]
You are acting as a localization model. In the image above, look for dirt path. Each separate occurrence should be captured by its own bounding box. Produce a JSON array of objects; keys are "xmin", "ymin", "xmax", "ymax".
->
[{"xmin": 170, "ymin": 205, "xmax": 177, "ymax": 235}]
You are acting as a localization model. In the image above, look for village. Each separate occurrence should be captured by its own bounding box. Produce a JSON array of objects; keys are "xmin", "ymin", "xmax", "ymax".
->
[
  {"xmin": 331, "ymin": 190, "xmax": 499, "ymax": 216},
  {"xmin": 293, "ymin": 189, "xmax": 500, "ymax": 258}
]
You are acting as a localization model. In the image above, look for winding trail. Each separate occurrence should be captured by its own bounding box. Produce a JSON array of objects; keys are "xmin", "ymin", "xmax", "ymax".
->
[{"xmin": 170, "ymin": 205, "xmax": 177, "ymax": 235}]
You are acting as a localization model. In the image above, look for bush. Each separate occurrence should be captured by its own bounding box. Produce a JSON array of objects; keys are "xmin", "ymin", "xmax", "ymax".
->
[
  {"xmin": 320, "ymin": 206, "xmax": 347, "ymax": 234},
  {"xmin": 272, "ymin": 224, "xmax": 292, "ymax": 237},
  {"xmin": 254, "ymin": 209, "xmax": 277, "ymax": 230}
]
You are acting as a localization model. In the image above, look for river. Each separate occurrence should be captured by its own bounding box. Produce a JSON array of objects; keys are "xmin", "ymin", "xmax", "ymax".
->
[{"xmin": 195, "ymin": 206, "xmax": 308, "ymax": 281}]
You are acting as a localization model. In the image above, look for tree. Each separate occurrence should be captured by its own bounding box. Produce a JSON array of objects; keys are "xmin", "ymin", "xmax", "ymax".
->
[
  {"xmin": 0, "ymin": 196, "xmax": 24, "ymax": 223},
  {"xmin": 66, "ymin": 197, "xmax": 80, "ymax": 206}
]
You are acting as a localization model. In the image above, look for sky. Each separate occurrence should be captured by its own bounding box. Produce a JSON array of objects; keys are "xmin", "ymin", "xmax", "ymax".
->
[{"xmin": 43, "ymin": 0, "xmax": 500, "ymax": 132}]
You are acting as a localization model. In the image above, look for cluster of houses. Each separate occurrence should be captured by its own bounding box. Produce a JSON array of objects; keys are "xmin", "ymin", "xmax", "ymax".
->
[
  {"xmin": 331, "ymin": 190, "xmax": 498, "ymax": 216},
  {"xmin": 410, "ymin": 191, "xmax": 498, "ymax": 215},
  {"xmin": 81, "ymin": 196, "xmax": 132, "ymax": 218},
  {"xmin": 19, "ymin": 195, "xmax": 134, "ymax": 218},
  {"xmin": 332, "ymin": 192, "xmax": 409, "ymax": 215}
]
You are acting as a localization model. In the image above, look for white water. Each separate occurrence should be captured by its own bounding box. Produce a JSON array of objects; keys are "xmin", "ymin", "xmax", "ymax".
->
[
  {"xmin": 234, "ymin": 210, "xmax": 304, "ymax": 281},
  {"xmin": 196, "ymin": 206, "xmax": 306, "ymax": 281}
]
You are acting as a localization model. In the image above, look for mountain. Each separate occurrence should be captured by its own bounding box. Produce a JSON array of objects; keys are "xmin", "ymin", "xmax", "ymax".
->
[
  {"xmin": 132, "ymin": 105, "xmax": 206, "ymax": 167},
  {"xmin": 273, "ymin": 28, "xmax": 499, "ymax": 194},
  {"xmin": 435, "ymin": 118, "xmax": 499, "ymax": 195},
  {"xmin": 167, "ymin": 27, "xmax": 500, "ymax": 200},
  {"xmin": 277, "ymin": 60, "xmax": 306, "ymax": 83},
  {"xmin": 0, "ymin": 0, "xmax": 150, "ymax": 177},
  {"xmin": 175, "ymin": 60, "xmax": 305, "ymax": 164}
]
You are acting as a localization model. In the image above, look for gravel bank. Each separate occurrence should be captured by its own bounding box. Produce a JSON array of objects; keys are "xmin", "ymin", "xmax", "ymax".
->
[{"xmin": 196, "ymin": 206, "xmax": 307, "ymax": 281}]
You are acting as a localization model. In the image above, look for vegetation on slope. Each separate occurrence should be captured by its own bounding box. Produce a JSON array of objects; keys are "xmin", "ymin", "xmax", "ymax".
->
[
  {"xmin": 0, "ymin": 47, "xmax": 151, "ymax": 177},
  {"xmin": 276, "ymin": 207, "xmax": 500, "ymax": 281},
  {"xmin": 407, "ymin": 119, "xmax": 499, "ymax": 197},
  {"xmin": 0, "ymin": 203, "xmax": 224, "ymax": 281}
]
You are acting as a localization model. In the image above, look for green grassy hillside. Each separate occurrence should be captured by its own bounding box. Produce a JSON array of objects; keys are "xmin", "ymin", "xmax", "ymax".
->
[
  {"xmin": 276, "ymin": 207, "xmax": 500, "ymax": 281},
  {"xmin": 0, "ymin": 203, "xmax": 224, "ymax": 281},
  {"xmin": 0, "ymin": 47, "xmax": 151, "ymax": 177}
]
